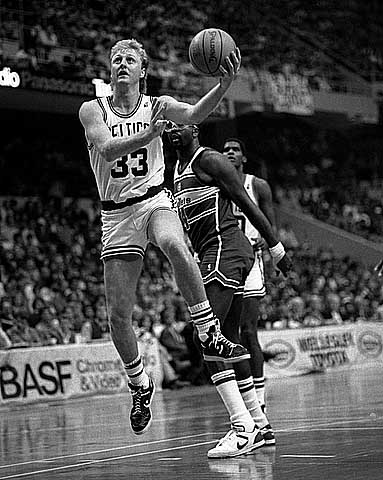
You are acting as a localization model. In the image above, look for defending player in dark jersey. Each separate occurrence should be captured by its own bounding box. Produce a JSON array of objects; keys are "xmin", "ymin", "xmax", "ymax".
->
[{"xmin": 168, "ymin": 122, "xmax": 292, "ymax": 458}]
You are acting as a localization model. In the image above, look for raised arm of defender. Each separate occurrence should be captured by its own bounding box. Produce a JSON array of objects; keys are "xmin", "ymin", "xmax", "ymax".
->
[
  {"xmin": 253, "ymin": 177, "xmax": 277, "ymax": 232},
  {"xmin": 196, "ymin": 150, "xmax": 292, "ymax": 277}
]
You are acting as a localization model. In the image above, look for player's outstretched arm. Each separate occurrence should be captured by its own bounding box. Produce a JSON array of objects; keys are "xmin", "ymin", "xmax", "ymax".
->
[
  {"xmin": 79, "ymin": 100, "xmax": 167, "ymax": 162},
  {"xmin": 197, "ymin": 151, "xmax": 292, "ymax": 277},
  {"xmin": 255, "ymin": 177, "xmax": 277, "ymax": 231},
  {"xmin": 156, "ymin": 49, "xmax": 241, "ymax": 125}
]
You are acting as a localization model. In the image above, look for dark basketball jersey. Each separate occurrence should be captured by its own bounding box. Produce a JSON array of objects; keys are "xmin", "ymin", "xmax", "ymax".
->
[{"xmin": 173, "ymin": 146, "xmax": 240, "ymax": 255}]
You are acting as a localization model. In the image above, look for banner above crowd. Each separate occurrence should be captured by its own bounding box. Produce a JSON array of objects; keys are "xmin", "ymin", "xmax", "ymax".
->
[
  {"xmin": 264, "ymin": 71, "xmax": 315, "ymax": 116},
  {"xmin": 0, "ymin": 61, "xmax": 377, "ymax": 123}
]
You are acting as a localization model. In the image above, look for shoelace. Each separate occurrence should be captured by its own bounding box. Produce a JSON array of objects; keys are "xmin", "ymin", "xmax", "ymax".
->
[
  {"xmin": 211, "ymin": 330, "xmax": 236, "ymax": 349},
  {"xmin": 131, "ymin": 391, "xmax": 142, "ymax": 415},
  {"xmin": 217, "ymin": 429, "xmax": 236, "ymax": 446}
]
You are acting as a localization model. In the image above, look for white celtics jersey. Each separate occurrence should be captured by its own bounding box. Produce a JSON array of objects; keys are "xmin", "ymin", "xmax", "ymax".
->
[
  {"xmin": 232, "ymin": 174, "xmax": 261, "ymax": 244},
  {"xmin": 86, "ymin": 94, "xmax": 164, "ymax": 202}
]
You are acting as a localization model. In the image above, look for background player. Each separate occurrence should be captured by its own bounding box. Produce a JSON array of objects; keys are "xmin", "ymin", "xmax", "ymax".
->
[
  {"xmin": 223, "ymin": 138, "xmax": 277, "ymax": 413},
  {"xmin": 167, "ymin": 123, "xmax": 291, "ymax": 457},
  {"xmin": 79, "ymin": 38, "xmax": 247, "ymax": 436}
]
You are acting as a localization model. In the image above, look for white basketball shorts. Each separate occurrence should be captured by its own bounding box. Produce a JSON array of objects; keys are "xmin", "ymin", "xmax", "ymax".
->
[
  {"xmin": 243, "ymin": 249, "xmax": 266, "ymax": 298},
  {"xmin": 100, "ymin": 189, "xmax": 175, "ymax": 261}
]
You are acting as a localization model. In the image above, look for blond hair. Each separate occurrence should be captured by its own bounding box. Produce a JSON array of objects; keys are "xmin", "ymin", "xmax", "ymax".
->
[{"xmin": 110, "ymin": 39, "xmax": 149, "ymax": 93}]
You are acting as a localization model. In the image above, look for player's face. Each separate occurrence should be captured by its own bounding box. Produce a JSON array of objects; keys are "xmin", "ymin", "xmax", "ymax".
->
[
  {"xmin": 110, "ymin": 48, "xmax": 144, "ymax": 87},
  {"xmin": 166, "ymin": 123, "xmax": 194, "ymax": 149},
  {"xmin": 222, "ymin": 141, "xmax": 244, "ymax": 169}
]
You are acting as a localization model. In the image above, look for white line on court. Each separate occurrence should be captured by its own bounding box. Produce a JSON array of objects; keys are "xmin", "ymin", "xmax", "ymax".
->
[
  {"xmin": 277, "ymin": 416, "xmax": 379, "ymax": 432},
  {"xmin": 281, "ymin": 454, "xmax": 335, "ymax": 458},
  {"xmin": 0, "ymin": 432, "xmax": 218, "ymax": 470},
  {"xmin": 2, "ymin": 416, "xmax": 380, "ymax": 478},
  {"xmin": 0, "ymin": 440, "xmax": 217, "ymax": 480}
]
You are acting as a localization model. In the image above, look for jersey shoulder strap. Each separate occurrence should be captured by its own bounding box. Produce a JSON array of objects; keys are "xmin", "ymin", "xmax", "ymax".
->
[{"xmin": 96, "ymin": 96, "xmax": 108, "ymax": 123}]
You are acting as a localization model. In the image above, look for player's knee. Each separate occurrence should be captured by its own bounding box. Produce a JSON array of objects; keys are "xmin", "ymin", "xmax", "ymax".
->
[
  {"xmin": 158, "ymin": 232, "xmax": 189, "ymax": 259},
  {"xmin": 108, "ymin": 304, "xmax": 132, "ymax": 329}
]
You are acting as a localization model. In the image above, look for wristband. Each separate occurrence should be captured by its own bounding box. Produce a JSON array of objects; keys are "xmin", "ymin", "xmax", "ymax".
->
[{"xmin": 269, "ymin": 242, "xmax": 285, "ymax": 264}]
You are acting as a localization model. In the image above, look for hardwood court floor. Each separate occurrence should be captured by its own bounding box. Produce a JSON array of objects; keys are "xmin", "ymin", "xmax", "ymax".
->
[{"xmin": 1, "ymin": 365, "xmax": 383, "ymax": 480}]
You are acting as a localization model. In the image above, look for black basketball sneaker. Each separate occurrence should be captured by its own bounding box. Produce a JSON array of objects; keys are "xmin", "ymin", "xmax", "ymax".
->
[{"xmin": 129, "ymin": 378, "xmax": 155, "ymax": 435}]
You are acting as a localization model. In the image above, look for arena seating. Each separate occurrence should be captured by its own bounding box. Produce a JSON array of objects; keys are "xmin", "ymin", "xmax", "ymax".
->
[
  {"xmin": 1, "ymin": 196, "xmax": 382, "ymax": 350},
  {"xmin": 2, "ymin": 0, "xmax": 382, "ymax": 88}
]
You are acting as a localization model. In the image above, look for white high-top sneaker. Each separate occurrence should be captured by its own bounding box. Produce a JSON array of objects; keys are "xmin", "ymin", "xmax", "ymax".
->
[{"xmin": 207, "ymin": 423, "xmax": 265, "ymax": 458}]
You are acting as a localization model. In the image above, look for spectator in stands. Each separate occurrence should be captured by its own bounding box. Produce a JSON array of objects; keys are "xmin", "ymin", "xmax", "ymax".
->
[
  {"xmin": 35, "ymin": 306, "xmax": 66, "ymax": 345},
  {"xmin": 0, "ymin": 324, "xmax": 12, "ymax": 349},
  {"xmin": 278, "ymin": 223, "xmax": 299, "ymax": 249},
  {"xmin": 136, "ymin": 307, "xmax": 189, "ymax": 390},
  {"xmin": 303, "ymin": 294, "xmax": 325, "ymax": 327},
  {"xmin": 322, "ymin": 292, "xmax": 344, "ymax": 325},
  {"xmin": 159, "ymin": 306, "xmax": 191, "ymax": 379},
  {"xmin": 0, "ymin": 299, "xmax": 17, "ymax": 331},
  {"xmin": 35, "ymin": 24, "xmax": 58, "ymax": 61},
  {"xmin": 273, "ymin": 296, "xmax": 305, "ymax": 329},
  {"xmin": 373, "ymin": 303, "xmax": 383, "ymax": 323},
  {"xmin": 13, "ymin": 46, "xmax": 39, "ymax": 72},
  {"xmin": 339, "ymin": 297, "xmax": 359, "ymax": 323},
  {"xmin": 7, "ymin": 316, "xmax": 42, "ymax": 347},
  {"xmin": 0, "ymin": 297, "xmax": 13, "ymax": 348}
]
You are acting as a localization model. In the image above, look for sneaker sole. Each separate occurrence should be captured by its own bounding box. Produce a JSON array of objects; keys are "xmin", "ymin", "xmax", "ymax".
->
[
  {"xmin": 134, "ymin": 417, "xmax": 152, "ymax": 435},
  {"xmin": 207, "ymin": 436, "xmax": 265, "ymax": 458},
  {"xmin": 132, "ymin": 381, "xmax": 156, "ymax": 436},
  {"xmin": 203, "ymin": 352, "xmax": 251, "ymax": 363},
  {"xmin": 261, "ymin": 428, "xmax": 276, "ymax": 446},
  {"xmin": 264, "ymin": 438, "xmax": 276, "ymax": 445},
  {"xmin": 245, "ymin": 437, "xmax": 275, "ymax": 454},
  {"xmin": 246, "ymin": 443, "xmax": 276, "ymax": 455}
]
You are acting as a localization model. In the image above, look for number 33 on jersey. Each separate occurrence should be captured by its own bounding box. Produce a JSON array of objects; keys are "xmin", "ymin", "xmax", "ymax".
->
[
  {"xmin": 87, "ymin": 94, "xmax": 164, "ymax": 203},
  {"xmin": 111, "ymin": 148, "xmax": 148, "ymax": 178}
]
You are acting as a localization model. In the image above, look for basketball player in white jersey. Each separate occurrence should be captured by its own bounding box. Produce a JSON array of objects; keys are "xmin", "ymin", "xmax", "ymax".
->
[
  {"xmin": 223, "ymin": 138, "xmax": 277, "ymax": 414},
  {"xmin": 79, "ymin": 38, "xmax": 247, "ymax": 436}
]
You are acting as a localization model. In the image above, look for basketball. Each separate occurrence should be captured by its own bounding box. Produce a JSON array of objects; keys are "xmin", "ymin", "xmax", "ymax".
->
[{"xmin": 188, "ymin": 28, "xmax": 237, "ymax": 76}]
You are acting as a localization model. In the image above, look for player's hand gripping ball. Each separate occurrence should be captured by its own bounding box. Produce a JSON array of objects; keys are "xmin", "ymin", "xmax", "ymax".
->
[{"xmin": 189, "ymin": 28, "xmax": 237, "ymax": 76}]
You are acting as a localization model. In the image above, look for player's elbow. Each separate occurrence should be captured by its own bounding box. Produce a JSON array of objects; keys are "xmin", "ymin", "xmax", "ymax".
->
[
  {"xmin": 185, "ymin": 106, "xmax": 204, "ymax": 125},
  {"xmin": 98, "ymin": 142, "xmax": 115, "ymax": 162},
  {"xmin": 190, "ymin": 113, "xmax": 206, "ymax": 125}
]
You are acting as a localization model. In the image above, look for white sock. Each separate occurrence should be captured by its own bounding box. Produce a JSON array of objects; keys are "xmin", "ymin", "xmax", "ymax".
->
[
  {"xmin": 189, "ymin": 301, "xmax": 217, "ymax": 341},
  {"xmin": 212, "ymin": 370, "xmax": 254, "ymax": 430},
  {"xmin": 238, "ymin": 377, "xmax": 268, "ymax": 428},
  {"xmin": 254, "ymin": 376, "xmax": 266, "ymax": 408},
  {"xmin": 124, "ymin": 355, "xmax": 150, "ymax": 388}
]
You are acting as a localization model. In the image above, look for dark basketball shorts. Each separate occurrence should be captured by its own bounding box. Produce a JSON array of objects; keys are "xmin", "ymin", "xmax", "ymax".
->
[{"xmin": 198, "ymin": 228, "xmax": 254, "ymax": 292}]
